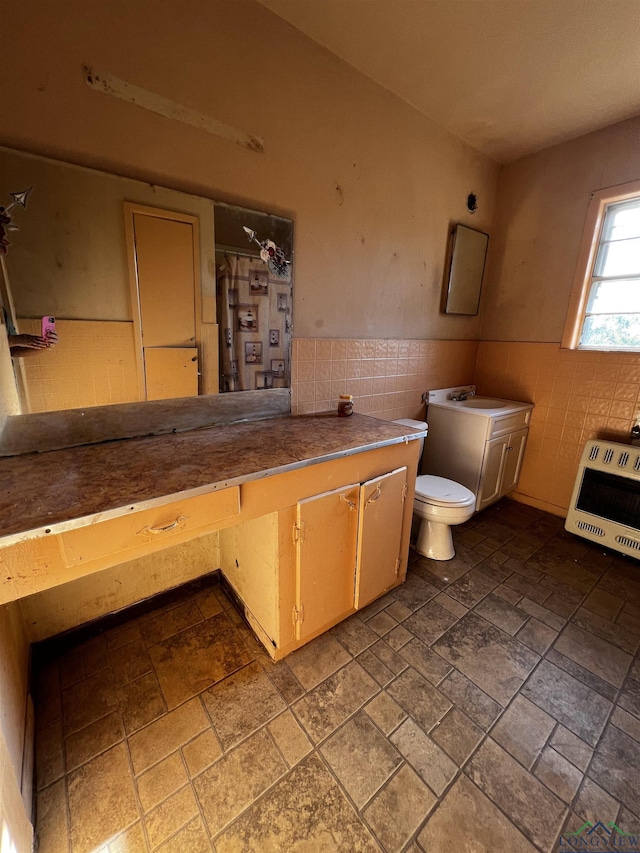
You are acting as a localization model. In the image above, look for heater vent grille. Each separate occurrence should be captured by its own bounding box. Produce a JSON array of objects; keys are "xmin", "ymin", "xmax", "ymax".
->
[
  {"xmin": 603, "ymin": 448, "xmax": 614, "ymax": 464},
  {"xmin": 589, "ymin": 445, "xmax": 600, "ymax": 461},
  {"xmin": 575, "ymin": 520, "xmax": 605, "ymax": 537},
  {"xmin": 616, "ymin": 535, "xmax": 640, "ymax": 552},
  {"xmin": 619, "ymin": 452, "xmax": 630, "ymax": 468}
]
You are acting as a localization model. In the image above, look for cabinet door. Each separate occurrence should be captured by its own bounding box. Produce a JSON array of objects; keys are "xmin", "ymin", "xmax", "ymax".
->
[
  {"xmin": 295, "ymin": 483, "xmax": 359, "ymax": 642},
  {"xmin": 355, "ymin": 467, "xmax": 408, "ymax": 609},
  {"xmin": 478, "ymin": 436, "xmax": 508, "ymax": 511},
  {"xmin": 500, "ymin": 428, "xmax": 528, "ymax": 496}
]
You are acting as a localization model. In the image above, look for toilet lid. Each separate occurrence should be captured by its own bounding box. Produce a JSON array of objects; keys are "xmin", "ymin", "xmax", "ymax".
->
[{"xmin": 415, "ymin": 475, "xmax": 475, "ymax": 507}]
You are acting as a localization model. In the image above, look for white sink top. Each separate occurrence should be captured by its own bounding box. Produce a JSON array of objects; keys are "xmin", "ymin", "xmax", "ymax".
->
[
  {"xmin": 429, "ymin": 396, "xmax": 533, "ymax": 416},
  {"xmin": 459, "ymin": 397, "xmax": 509, "ymax": 409}
]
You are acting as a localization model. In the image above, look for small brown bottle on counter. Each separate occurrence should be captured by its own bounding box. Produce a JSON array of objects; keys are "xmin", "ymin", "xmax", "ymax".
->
[{"xmin": 338, "ymin": 394, "xmax": 354, "ymax": 416}]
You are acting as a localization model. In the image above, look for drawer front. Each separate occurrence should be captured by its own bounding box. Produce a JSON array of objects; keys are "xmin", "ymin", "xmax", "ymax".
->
[
  {"xmin": 60, "ymin": 487, "xmax": 240, "ymax": 567},
  {"xmin": 489, "ymin": 409, "xmax": 531, "ymax": 438}
]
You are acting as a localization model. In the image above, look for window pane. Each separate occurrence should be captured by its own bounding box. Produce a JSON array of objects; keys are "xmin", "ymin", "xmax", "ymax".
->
[
  {"xmin": 602, "ymin": 200, "xmax": 640, "ymax": 242},
  {"xmin": 586, "ymin": 279, "xmax": 640, "ymax": 314},
  {"xmin": 594, "ymin": 236, "xmax": 640, "ymax": 277},
  {"xmin": 581, "ymin": 313, "xmax": 640, "ymax": 348}
]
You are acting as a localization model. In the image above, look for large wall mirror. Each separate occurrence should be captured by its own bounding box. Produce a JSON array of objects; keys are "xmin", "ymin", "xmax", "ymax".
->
[{"xmin": 0, "ymin": 146, "xmax": 293, "ymax": 415}]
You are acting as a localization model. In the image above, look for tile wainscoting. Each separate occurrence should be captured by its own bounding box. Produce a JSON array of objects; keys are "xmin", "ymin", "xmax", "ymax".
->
[
  {"xmin": 291, "ymin": 338, "xmax": 478, "ymax": 422},
  {"xmin": 476, "ymin": 342, "xmax": 640, "ymax": 516},
  {"xmin": 292, "ymin": 339, "xmax": 640, "ymax": 518},
  {"xmin": 18, "ymin": 319, "xmax": 139, "ymax": 413}
]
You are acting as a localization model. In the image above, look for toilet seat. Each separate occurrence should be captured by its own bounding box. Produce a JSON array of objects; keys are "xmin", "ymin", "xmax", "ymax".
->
[{"xmin": 415, "ymin": 475, "xmax": 475, "ymax": 508}]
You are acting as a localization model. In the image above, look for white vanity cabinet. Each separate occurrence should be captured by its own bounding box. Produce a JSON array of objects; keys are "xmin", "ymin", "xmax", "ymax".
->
[
  {"xmin": 477, "ymin": 427, "xmax": 529, "ymax": 510},
  {"xmin": 423, "ymin": 399, "xmax": 533, "ymax": 511}
]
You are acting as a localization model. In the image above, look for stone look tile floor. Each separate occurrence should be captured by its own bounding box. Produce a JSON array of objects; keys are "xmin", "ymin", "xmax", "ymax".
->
[{"xmin": 33, "ymin": 499, "xmax": 640, "ymax": 852}]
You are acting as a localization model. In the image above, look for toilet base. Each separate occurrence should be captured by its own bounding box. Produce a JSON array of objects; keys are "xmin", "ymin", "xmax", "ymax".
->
[{"xmin": 415, "ymin": 518, "xmax": 455, "ymax": 561}]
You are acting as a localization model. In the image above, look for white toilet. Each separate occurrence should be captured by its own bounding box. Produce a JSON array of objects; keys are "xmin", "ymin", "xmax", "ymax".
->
[{"xmin": 394, "ymin": 419, "xmax": 476, "ymax": 561}]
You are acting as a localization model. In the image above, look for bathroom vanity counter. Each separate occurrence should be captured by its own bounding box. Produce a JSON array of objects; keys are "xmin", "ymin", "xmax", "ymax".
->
[
  {"xmin": 0, "ymin": 414, "xmax": 423, "ymax": 657},
  {"xmin": 0, "ymin": 412, "xmax": 423, "ymax": 543}
]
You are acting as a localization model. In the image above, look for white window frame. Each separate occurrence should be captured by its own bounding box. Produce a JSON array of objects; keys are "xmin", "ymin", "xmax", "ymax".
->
[{"xmin": 562, "ymin": 178, "xmax": 640, "ymax": 350}]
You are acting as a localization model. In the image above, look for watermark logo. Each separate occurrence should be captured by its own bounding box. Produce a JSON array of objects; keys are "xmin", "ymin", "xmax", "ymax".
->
[{"xmin": 558, "ymin": 821, "xmax": 640, "ymax": 851}]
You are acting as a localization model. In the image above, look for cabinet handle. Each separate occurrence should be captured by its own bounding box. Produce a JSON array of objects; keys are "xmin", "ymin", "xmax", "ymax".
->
[
  {"xmin": 340, "ymin": 494, "xmax": 357, "ymax": 511},
  {"xmin": 138, "ymin": 515, "xmax": 187, "ymax": 535},
  {"xmin": 366, "ymin": 484, "xmax": 382, "ymax": 507},
  {"xmin": 506, "ymin": 446, "xmax": 513, "ymax": 452}
]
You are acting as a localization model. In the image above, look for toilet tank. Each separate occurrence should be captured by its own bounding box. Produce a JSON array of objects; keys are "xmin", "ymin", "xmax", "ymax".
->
[{"xmin": 392, "ymin": 419, "xmax": 428, "ymax": 462}]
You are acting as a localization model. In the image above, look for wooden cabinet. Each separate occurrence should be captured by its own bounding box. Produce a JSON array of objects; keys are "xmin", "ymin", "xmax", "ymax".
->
[
  {"xmin": 0, "ymin": 433, "xmax": 419, "ymax": 660},
  {"xmin": 218, "ymin": 446, "xmax": 416, "ymax": 659},
  {"xmin": 293, "ymin": 467, "xmax": 408, "ymax": 642},
  {"xmin": 294, "ymin": 483, "xmax": 360, "ymax": 642},
  {"xmin": 144, "ymin": 347, "xmax": 199, "ymax": 401},
  {"xmin": 355, "ymin": 467, "xmax": 407, "ymax": 608}
]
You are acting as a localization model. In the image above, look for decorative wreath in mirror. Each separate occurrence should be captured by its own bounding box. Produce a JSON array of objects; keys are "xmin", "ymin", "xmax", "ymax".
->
[
  {"xmin": 0, "ymin": 188, "xmax": 32, "ymax": 255},
  {"xmin": 242, "ymin": 226, "xmax": 291, "ymax": 279}
]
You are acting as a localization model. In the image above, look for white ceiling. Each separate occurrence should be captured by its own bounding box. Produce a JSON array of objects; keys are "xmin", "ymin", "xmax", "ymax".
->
[{"xmin": 258, "ymin": 0, "xmax": 640, "ymax": 163}]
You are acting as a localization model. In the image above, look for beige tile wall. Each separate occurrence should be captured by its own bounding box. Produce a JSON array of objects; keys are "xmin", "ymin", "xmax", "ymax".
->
[
  {"xmin": 476, "ymin": 342, "xmax": 640, "ymax": 515},
  {"xmin": 291, "ymin": 338, "xmax": 478, "ymax": 421},
  {"xmin": 19, "ymin": 320, "xmax": 220, "ymax": 409},
  {"xmin": 17, "ymin": 319, "xmax": 139, "ymax": 413},
  {"xmin": 293, "ymin": 338, "xmax": 640, "ymax": 518}
]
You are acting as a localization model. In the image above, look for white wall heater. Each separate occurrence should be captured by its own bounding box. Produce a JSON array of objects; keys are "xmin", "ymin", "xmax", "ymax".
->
[{"xmin": 565, "ymin": 439, "xmax": 640, "ymax": 559}]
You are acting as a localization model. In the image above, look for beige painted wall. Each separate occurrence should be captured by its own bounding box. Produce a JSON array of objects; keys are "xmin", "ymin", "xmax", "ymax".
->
[
  {"xmin": 481, "ymin": 113, "xmax": 640, "ymax": 342},
  {"xmin": 476, "ymin": 114, "xmax": 640, "ymax": 514},
  {"xmin": 0, "ymin": 0, "xmax": 499, "ymax": 342},
  {"xmin": 0, "ymin": 604, "xmax": 29, "ymax": 790},
  {"xmin": 0, "ymin": 602, "xmax": 33, "ymax": 853}
]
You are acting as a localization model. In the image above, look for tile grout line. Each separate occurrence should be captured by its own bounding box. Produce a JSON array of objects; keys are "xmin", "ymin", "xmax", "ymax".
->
[
  {"xmin": 563, "ymin": 649, "xmax": 640, "ymax": 832},
  {"xmin": 122, "ymin": 730, "xmax": 151, "ymax": 853},
  {"xmin": 403, "ymin": 518, "xmax": 608, "ymax": 852}
]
